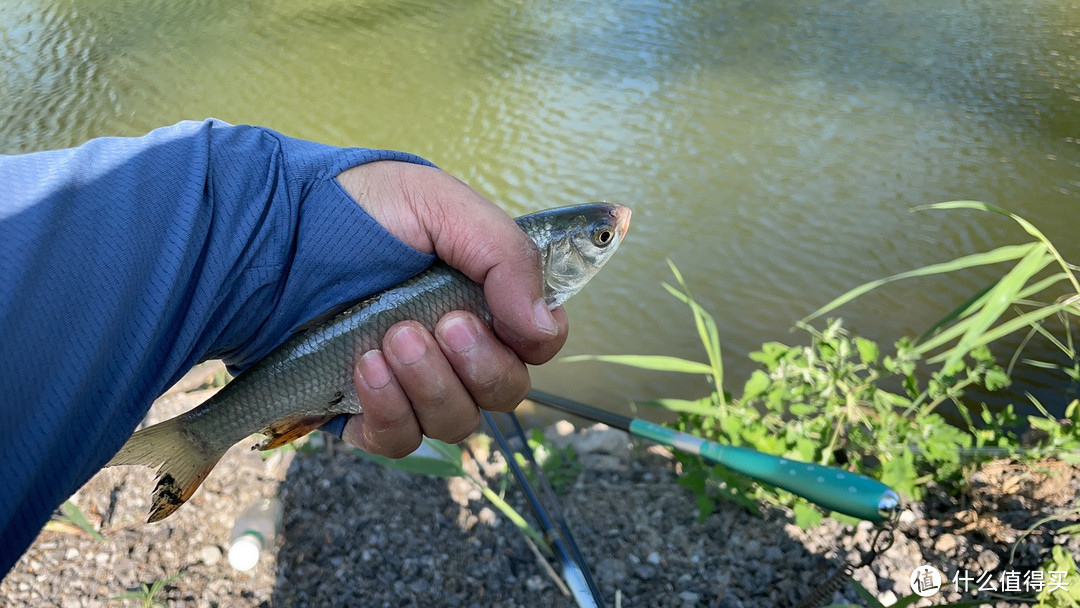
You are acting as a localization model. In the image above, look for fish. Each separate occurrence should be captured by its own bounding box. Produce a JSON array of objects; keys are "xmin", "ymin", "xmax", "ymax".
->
[{"xmin": 107, "ymin": 202, "xmax": 632, "ymax": 522}]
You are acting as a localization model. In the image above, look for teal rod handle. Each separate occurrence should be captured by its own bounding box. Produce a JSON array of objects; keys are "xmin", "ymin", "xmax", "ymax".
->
[{"xmin": 629, "ymin": 418, "xmax": 899, "ymax": 522}]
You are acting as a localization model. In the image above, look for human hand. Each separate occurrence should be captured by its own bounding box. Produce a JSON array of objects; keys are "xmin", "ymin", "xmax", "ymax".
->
[{"xmin": 334, "ymin": 161, "xmax": 569, "ymax": 457}]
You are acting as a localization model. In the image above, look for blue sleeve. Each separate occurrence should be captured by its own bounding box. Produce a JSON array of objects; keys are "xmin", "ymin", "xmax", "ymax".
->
[{"xmin": 0, "ymin": 119, "xmax": 436, "ymax": 574}]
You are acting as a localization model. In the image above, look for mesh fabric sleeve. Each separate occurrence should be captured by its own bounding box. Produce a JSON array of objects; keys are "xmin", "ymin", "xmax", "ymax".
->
[{"xmin": 0, "ymin": 119, "xmax": 436, "ymax": 574}]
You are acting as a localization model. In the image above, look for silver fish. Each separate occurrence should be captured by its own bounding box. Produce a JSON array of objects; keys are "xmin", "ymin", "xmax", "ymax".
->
[{"xmin": 107, "ymin": 203, "xmax": 631, "ymax": 521}]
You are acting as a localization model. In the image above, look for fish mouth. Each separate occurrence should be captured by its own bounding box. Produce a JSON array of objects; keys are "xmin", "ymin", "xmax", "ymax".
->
[{"xmin": 611, "ymin": 204, "xmax": 632, "ymax": 239}]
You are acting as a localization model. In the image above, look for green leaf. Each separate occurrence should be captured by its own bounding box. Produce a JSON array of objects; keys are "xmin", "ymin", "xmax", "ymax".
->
[
  {"xmin": 1015, "ymin": 272, "xmax": 1073, "ymax": 302},
  {"xmin": 803, "ymin": 243, "xmax": 1037, "ymax": 323},
  {"xmin": 926, "ymin": 301, "xmax": 1070, "ymax": 365},
  {"xmin": 937, "ymin": 243, "xmax": 1053, "ymax": 371},
  {"xmin": 915, "ymin": 200, "xmax": 1004, "ymax": 214},
  {"xmin": 881, "ymin": 449, "xmax": 917, "ymax": 498},
  {"xmin": 640, "ymin": 398, "xmax": 720, "ymax": 417},
  {"xmin": 850, "ymin": 580, "xmax": 887, "ymax": 608},
  {"xmin": 662, "ymin": 283, "xmax": 722, "ymax": 374},
  {"xmin": 51, "ymin": 500, "xmax": 106, "ymax": 542},
  {"xmin": 792, "ymin": 502, "xmax": 823, "ymax": 529},
  {"xmin": 354, "ymin": 444, "xmax": 463, "ymax": 478},
  {"xmin": 694, "ymin": 492, "xmax": 717, "ymax": 519},
  {"xmin": 830, "ymin": 513, "xmax": 861, "ymax": 528},
  {"xmin": 422, "ymin": 438, "xmax": 465, "ymax": 463},
  {"xmin": 741, "ymin": 371, "xmax": 771, "ymax": 402},
  {"xmin": 984, "ymin": 367, "xmax": 1011, "ymax": 391},
  {"xmin": 664, "ymin": 259, "xmax": 726, "ymax": 399},
  {"xmin": 855, "ymin": 337, "xmax": 879, "ymax": 364},
  {"xmin": 1028, "ymin": 417, "xmax": 1061, "ymax": 433},
  {"xmin": 749, "ymin": 342, "xmax": 792, "ymax": 367},
  {"xmin": 921, "ymin": 201, "xmax": 1080, "ymax": 296},
  {"xmin": 916, "ymin": 281, "xmax": 996, "ymax": 346},
  {"xmin": 917, "ymin": 259, "xmax": 1064, "ymax": 359},
  {"xmin": 562, "ymin": 354, "xmax": 714, "ymax": 375}
]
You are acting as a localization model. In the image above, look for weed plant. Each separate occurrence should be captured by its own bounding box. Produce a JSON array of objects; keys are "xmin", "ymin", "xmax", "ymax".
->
[{"xmin": 570, "ymin": 203, "xmax": 1080, "ymax": 527}]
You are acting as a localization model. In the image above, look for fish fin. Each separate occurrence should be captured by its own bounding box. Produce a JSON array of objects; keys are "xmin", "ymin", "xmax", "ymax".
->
[
  {"xmin": 107, "ymin": 418, "xmax": 226, "ymax": 523},
  {"xmin": 256, "ymin": 414, "xmax": 336, "ymax": 450}
]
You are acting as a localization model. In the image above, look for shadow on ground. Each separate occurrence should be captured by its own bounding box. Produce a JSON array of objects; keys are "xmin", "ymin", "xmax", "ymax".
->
[{"xmin": 268, "ymin": 436, "xmax": 849, "ymax": 608}]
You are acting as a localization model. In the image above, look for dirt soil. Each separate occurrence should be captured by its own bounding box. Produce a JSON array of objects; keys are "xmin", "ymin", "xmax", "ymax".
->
[{"xmin": 3, "ymin": 362, "xmax": 1078, "ymax": 608}]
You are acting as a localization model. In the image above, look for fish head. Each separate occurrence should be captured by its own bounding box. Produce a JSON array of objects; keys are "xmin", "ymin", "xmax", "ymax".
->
[{"xmin": 521, "ymin": 203, "xmax": 631, "ymax": 308}]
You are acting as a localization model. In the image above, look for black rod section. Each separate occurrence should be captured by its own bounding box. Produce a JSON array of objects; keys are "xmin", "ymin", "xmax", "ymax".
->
[{"xmin": 528, "ymin": 389, "xmax": 631, "ymax": 430}]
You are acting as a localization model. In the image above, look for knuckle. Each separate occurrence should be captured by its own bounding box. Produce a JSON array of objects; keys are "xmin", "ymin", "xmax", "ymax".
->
[
  {"xmin": 363, "ymin": 396, "xmax": 415, "ymax": 432},
  {"xmin": 473, "ymin": 368, "xmax": 515, "ymax": 402},
  {"xmin": 377, "ymin": 434, "xmax": 423, "ymax": 459},
  {"xmin": 465, "ymin": 356, "xmax": 529, "ymax": 411},
  {"xmin": 403, "ymin": 371, "xmax": 449, "ymax": 405},
  {"xmin": 441, "ymin": 411, "xmax": 481, "ymax": 444}
]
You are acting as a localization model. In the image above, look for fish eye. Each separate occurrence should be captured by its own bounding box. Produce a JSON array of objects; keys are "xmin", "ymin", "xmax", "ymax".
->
[{"xmin": 592, "ymin": 225, "xmax": 615, "ymax": 247}]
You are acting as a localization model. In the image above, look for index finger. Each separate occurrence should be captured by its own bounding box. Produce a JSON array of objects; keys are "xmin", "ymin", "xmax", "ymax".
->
[
  {"xmin": 404, "ymin": 167, "xmax": 562, "ymax": 346},
  {"xmin": 338, "ymin": 161, "xmax": 564, "ymax": 350}
]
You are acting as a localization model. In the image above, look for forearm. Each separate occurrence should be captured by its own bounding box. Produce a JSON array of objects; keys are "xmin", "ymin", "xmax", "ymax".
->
[{"xmin": 0, "ymin": 119, "xmax": 434, "ymax": 573}]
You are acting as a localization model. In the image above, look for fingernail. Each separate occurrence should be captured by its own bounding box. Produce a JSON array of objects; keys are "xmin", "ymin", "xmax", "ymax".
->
[
  {"xmin": 533, "ymin": 299, "xmax": 558, "ymax": 336},
  {"xmin": 389, "ymin": 325, "xmax": 427, "ymax": 364},
  {"xmin": 358, "ymin": 351, "xmax": 392, "ymax": 389},
  {"xmin": 439, "ymin": 313, "xmax": 479, "ymax": 354}
]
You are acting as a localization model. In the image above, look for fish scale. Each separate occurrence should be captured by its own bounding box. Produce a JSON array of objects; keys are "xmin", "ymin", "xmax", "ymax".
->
[
  {"xmin": 107, "ymin": 202, "xmax": 631, "ymax": 522},
  {"xmin": 187, "ymin": 266, "xmax": 489, "ymax": 451}
]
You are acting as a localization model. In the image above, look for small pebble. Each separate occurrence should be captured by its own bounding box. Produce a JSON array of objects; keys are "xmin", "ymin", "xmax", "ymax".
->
[
  {"xmin": 634, "ymin": 565, "xmax": 657, "ymax": 580},
  {"xmin": 477, "ymin": 507, "xmax": 497, "ymax": 526},
  {"xmin": 200, "ymin": 545, "xmax": 222, "ymax": 566},
  {"xmin": 552, "ymin": 420, "xmax": 574, "ymax": 437},
  {"xmin": 898, "ymin": 509, "xmax": 917, "ymax": 526},
  {"xmin": 934, "ymin": 535, "xmax": 957, "ymax": 552},
  {"xmin": 595, "ymin": 557, "xmax": 628, "ymax": 583},
  {"xmin": 755, "ymin": 563, "xmax": 774, "ymax": 586},
  {"xmin": 678, "ymin": 590, "xmax": 701, "ymax": 603},
  {"xmin": 977, "ymin": 549, "xmax": 1000, "ymax": 571}
]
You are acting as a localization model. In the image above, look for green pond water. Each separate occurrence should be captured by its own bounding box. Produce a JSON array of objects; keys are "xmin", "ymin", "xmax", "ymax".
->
[{"xmin": 4, "ymin": 0, "xmax": 1079, "ymax": 417}]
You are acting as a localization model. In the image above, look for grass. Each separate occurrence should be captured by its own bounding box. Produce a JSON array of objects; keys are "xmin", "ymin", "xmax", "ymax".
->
[
  {"xmin": 567, "ymin": 204, "xmax": 1080, "ymax": 529},
  {"xmin": 108, "ymin": 571, "xmax": 184, "ymax": 608},
  {"xmin": 44, "ymin": 500, "xmax": 106, "ymax": 541}
]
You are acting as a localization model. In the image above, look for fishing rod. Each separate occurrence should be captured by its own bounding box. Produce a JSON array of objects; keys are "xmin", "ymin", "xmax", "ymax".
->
[
  {"xmin": 528, "ymin": 390, "xmax": 901, "ymax": 523},
  {"xmin": 482, "ymin": 410, "xmax": 605, "ymax": 608}
]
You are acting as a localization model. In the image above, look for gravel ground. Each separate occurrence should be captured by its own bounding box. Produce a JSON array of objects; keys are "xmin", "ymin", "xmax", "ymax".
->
[{"xmin": 3, "ymin": 362, "xmax": 1078, "ymax": 607}]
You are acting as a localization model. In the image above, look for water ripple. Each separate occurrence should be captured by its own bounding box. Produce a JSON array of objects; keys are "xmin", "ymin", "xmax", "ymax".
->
[{"xmin": 3, "ymin": 0, "xmax": 1079, "ymax": 414}]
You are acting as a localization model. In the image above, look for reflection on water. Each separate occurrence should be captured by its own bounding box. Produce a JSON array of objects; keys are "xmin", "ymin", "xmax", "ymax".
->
[{"xmin": 3, "ymin": 0, "xmax": 1079, "ymax": 415}]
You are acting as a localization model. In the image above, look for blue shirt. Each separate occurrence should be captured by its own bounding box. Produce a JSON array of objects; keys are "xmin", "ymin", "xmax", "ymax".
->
[{"xmin": 0, "ymin": 119, "xmax": 435, "ymax": 575}]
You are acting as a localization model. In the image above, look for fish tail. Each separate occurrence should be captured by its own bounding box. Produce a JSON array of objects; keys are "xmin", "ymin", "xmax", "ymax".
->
[{"xmin": 106, "ymin": 417, "xmax": 227, "ymax": 522}]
